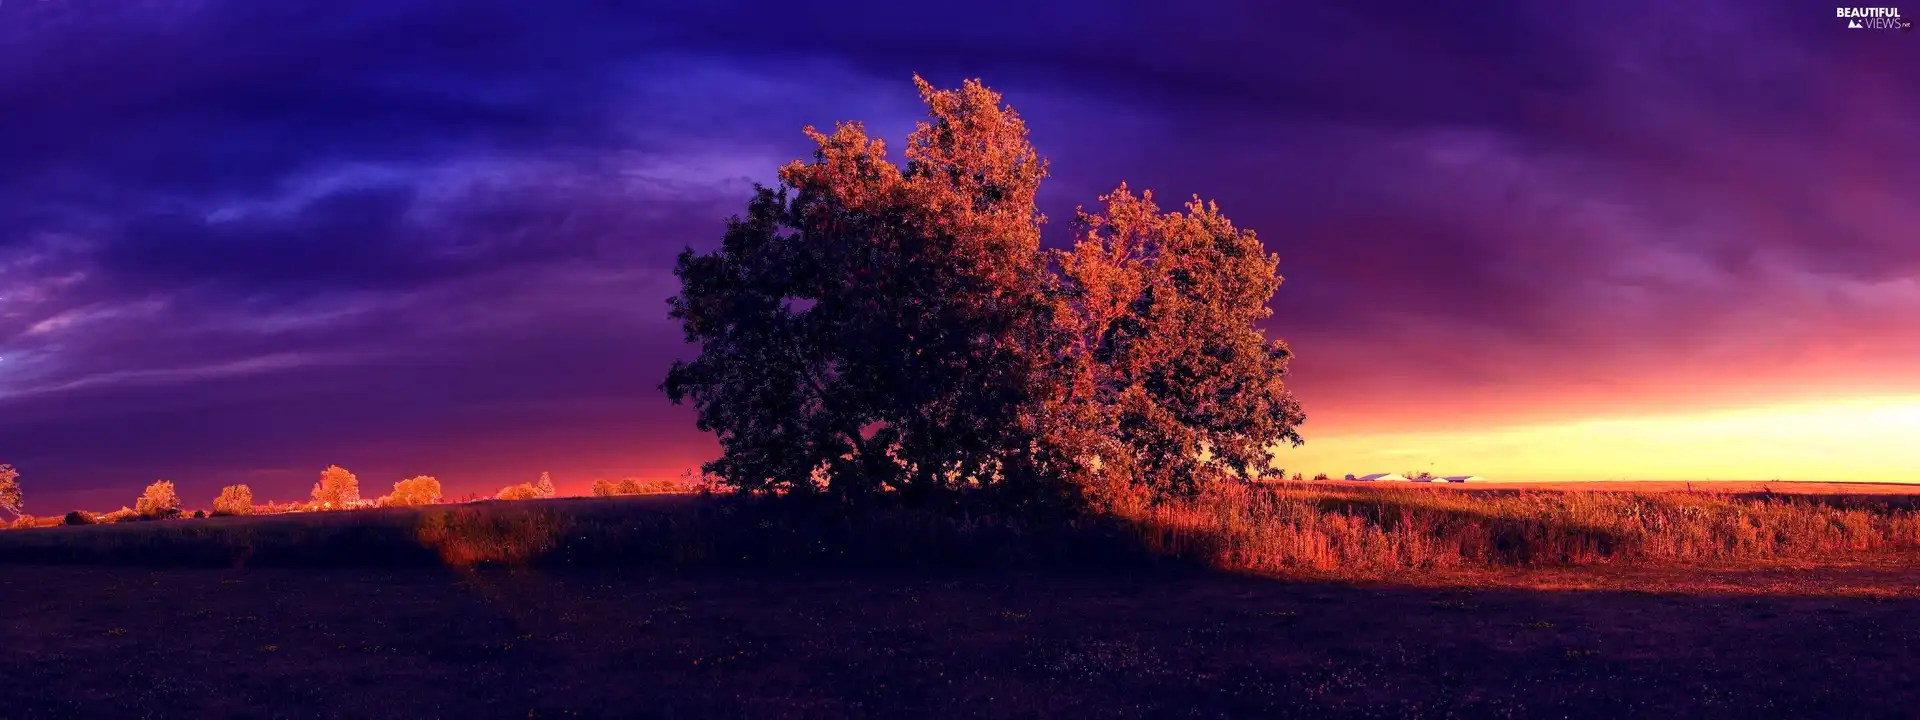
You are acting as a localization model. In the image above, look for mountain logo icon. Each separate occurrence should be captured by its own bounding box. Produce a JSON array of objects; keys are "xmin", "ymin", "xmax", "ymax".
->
[{"xmin": 1848, "ymin": 19, "xmax": 1864, "ymax": 27}]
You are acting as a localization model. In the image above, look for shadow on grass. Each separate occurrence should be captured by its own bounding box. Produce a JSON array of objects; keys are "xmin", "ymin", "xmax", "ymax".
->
[{"xmin": 0, "ymin": 496, "xmax": 1167, "ymax": 572}]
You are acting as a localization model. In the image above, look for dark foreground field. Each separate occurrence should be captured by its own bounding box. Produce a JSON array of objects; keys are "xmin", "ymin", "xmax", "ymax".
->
[{"xmin": 6, "ymin": 560, "xmax": 1920, "ymax": 719}]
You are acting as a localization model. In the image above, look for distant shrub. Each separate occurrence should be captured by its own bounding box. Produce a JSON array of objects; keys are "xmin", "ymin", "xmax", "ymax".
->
[
  {"xmin": 590, "ymin": 479, "xmax": 618, "ymax": 497},
  {"xmin": 134, "ymin": 481, "xmax": 182, "ymax": 520},
  {"xmin": 605, "ymin": 476, "xmax": 706, "ymax": 495},
  {"xmin": 8, "ymin": 514, "xmax": 37, "ymax": 529},
  {"xmin": 102, "ymin": 507, "xmax": 139, "ymax": 524},
  {"xmin": 383, "ymin": 476, "xmax": 442, "ymax": 507},
  {"xmin": 1312, "ymin": 473, "xmax": 1329, "ymax": 482},
  {"xmin": 496, "ymin": 484, "xmax": 540, "ymax": 501},
  {"xmin": 63, "ymin": 511, "xmax": 93, "ymax": 526},
  {"xmin": 212, "ymin": 485, "xmax": 254, "ymax": 516},
  {"xmin": 192, "ymin": 510, "xmax": 207, "ymax": 519}
]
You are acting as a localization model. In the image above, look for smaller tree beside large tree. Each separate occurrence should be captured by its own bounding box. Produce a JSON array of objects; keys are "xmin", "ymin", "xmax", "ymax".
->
[
  {"xmin": 311, "ymin": 465, "xmax": 360, "ymax": 510},
  {"xmin": 534, "ymin": 472, "xmax": 556, "ymax": 499}
]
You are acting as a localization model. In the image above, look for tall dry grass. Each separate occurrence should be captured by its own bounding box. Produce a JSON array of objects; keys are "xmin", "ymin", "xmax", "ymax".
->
[{"xmin": 1124, "ymin": 482, "xmax": 1920, "ymax": 574}]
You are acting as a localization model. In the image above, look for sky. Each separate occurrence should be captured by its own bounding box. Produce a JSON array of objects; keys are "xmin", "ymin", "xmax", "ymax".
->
[{"xmin": 2, "ymin": 1, "xmax": 1917, "ymax": 510}]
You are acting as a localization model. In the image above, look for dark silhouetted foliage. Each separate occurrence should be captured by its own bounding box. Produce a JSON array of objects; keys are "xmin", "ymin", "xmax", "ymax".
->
[
  {"xmin": 63, "ymin": 511, "xmax": 93, "ymax": 526},
  {"xmin": 665, "ymin": 77, "xmax": 1303, "ymax": 510}
]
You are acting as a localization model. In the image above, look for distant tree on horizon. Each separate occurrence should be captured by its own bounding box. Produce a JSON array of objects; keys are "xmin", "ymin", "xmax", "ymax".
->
[
  {"xmin": 614, "ymin": 477, "xmax": 645, "ymax": 495},
  {"xmin": 0, "ymin": 464, "xmax": 22, "ymax": 519},
  {"xmin": 212, "ymin": 485, "xmax": 254, "ymax": 516},
  {"xmin": 534, "ymin": 472, "xmax": 556, "ymax": 499},
  {"xmin": 311, "ymin": 465, "xmax": 360, "ymax": 510},
  {"xmin": 134, "ymin": 480, "xmax": 181, "ymax": 519},
  {"xmin": 591, "ymin": 478, "xmax": 618, "ymax": 497},
  {"xmin": 385, "ymin": 476, "xmax": 442, "ymax": 507}
]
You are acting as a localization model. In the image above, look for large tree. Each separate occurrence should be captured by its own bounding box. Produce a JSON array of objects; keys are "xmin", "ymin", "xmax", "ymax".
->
[
  {"xmin": 665, "ymin": 77, "xmax": 1058, "ymax": 506},
  {"xmin": 0, "ymin": 464, "xmax": 22, "ymax": 519},
  {"xmin": 665, "ymin": 78, "xmax": 1302, "ymax": 508}
]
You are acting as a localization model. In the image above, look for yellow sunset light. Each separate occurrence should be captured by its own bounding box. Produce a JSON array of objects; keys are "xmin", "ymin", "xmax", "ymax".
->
[{"xmin": 1282, "ymin": 395, "xmax": 1920, "ymax": 483}]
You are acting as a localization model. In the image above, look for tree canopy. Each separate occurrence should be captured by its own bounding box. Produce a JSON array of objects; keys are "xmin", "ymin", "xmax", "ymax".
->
[{"xmin": 665, "ymin": 77, "xmax": 1303, "ymax": 510}]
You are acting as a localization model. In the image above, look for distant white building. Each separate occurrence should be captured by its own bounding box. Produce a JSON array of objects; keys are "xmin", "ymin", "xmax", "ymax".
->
[
  {"xmin": 1437, "ymin": 476, "xmax": 1486, "ymax": 483},
  {"xmin": 1356, "ymin": 473, "xmax": 1409, "ymax": 482}
]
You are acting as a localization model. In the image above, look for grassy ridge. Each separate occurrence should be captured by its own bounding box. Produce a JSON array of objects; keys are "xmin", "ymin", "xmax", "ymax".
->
[{"xmin": 2, "ymin": 485, "xmax": 1917, "ymax": 574}]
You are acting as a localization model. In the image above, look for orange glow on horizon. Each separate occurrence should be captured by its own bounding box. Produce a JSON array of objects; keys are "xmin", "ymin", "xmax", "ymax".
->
[{"xmin": 1279, "ymin": 395, "xmax": 1920, "ymax": 483}]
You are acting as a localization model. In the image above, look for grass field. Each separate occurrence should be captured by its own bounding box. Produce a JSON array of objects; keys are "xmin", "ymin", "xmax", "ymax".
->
[{"xmin": 5, "ymin": 484, "xmax": 1920, "ymax": 717}]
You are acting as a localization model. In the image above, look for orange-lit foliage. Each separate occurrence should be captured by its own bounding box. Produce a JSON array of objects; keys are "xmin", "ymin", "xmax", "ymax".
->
[
  {"xmin": 591, "ymin": 476, "xmax": 705, "ymax": 496},
  {"xmin": 212, "ymin": 485, "xmax": 254, "ymax": 516},
  {"xmin": 102, "ymin": 507, "xmax": 138, "ymax": 524},
  {"xmin": 534, "ymin": 472, "xmax": 555, "ymax": 499},
  {"xmin": 310, "ymin": 465, "xmax": 359, "ymax": 510},
  {"xmin": 134, "ymin": 480, "xmax": 182, "ymax": 519},
  {"xmin": 1052, "ymin": 186, "xmax": 1304, "ymax": 502},
  {"xmin": 0, "ymin": 464, "xmax": 22, "ymax": 519},
  {"xmin": 495, "ymin": 484, "xmax": 540, "ymax": 501},
  {"xmin": 383, "ymin": 476, "xmax": 442, "ymax": 507},
  {"xmin": 1125, "ymin": 482, "xmax": 1920, "ymax": 574}
]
